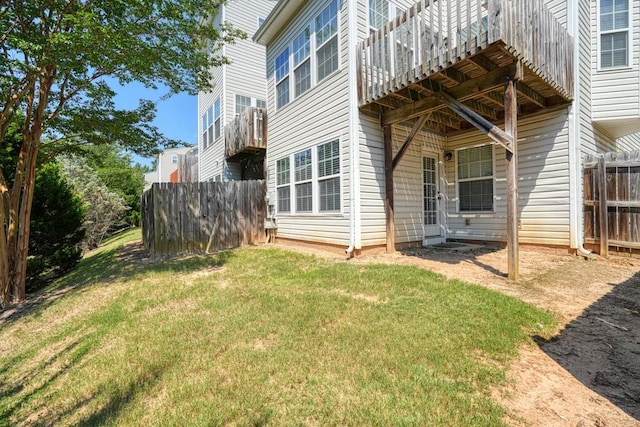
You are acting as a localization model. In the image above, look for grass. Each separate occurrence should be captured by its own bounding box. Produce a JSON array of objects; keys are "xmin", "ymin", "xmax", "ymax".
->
[{"xmin": 0, "ymin": 229, "xmax": 557, "ymax": 426}]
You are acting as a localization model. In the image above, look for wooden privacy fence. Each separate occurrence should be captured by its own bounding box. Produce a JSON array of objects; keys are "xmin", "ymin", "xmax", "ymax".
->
[
  {"xmin": 584, "ymin": 151, "xmax": 640, "ymax": 256},
  {"xmin": 142, "ymin": 180, "xmax": 267, "ymax": 256}
]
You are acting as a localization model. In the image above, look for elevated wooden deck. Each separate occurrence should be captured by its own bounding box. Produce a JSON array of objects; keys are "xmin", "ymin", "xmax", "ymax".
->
[
  {"xmin": 224, "ymin": 107, "xmax": 267, "ymax": 161},
  {"xmin": 357, "ymin": 0, "xmax": 573, "ymax": 132}
]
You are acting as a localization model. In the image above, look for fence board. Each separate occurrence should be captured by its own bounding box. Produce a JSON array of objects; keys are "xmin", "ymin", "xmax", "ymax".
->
[
  {"xmin": 142, "ymin": 180, "xmax": 267, "ymax": 256},
  {"xmin": 583, "ymin": 151, "xmax": 640, "ymax": 254}
]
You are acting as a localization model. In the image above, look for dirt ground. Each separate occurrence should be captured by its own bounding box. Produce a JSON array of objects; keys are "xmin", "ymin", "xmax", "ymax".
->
[{"xmin": 274, "ymin": 241, "xmax": 640, "ymax": 427}]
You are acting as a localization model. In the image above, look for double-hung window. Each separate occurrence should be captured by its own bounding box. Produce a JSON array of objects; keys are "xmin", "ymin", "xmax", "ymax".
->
[
  {"xmin": 201, "ymin": 98, "xmax": 220, "ymax": 149},
  {"xmin": 457, "ymin": 145, "xmax": 493, "ymax": 212},
  {"xmin": 293, "ymin": 28, "xmax": 312, "ymax": 97},
  {"xmin": 315, "ymin": 1, "xmax": 339, "ymax": 82},
  {"xmin": 317, "ymin": 140, "xmax": 340, "ymax": 212},
  {"xmin": 276, "ymin": 140, "xmax": 341, "ymax": 214},
  {"xmin": 213, "ymin": 98, "xmax": 221, "ymax": 141},
  {"xmin": 235, "ymin": 95, "xmax": 252, "ymax": 116},
  {"xmin": 275, "ymin": 48, "xmax": 290, "ymax": 109},
  {"xmin": 273, "ymin": 0, "xmax": 339, "ymax": 110},
  {"xmin": 599, "ymin": 0, "xmax": 630, "ymax": 69},
  {"xmin": 369, "ymin": 0, "xmax": 389, "ymax": 32},
  {"xmin": 295, "ymin": 149, "xmax": 313, "ymax": 212},
  {"xmin": 276, "ymin": 157, "xmax": 291, "ymax": 213}
]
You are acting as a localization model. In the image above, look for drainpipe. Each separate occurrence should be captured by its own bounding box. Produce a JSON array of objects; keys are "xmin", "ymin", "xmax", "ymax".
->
[
  {"xmin": 568, "ymin": 0, "xmax": 591, "ymax": 256},
  {"xmin": 346, "ymin": 0, "xmax": 361, "ymax": 255}
]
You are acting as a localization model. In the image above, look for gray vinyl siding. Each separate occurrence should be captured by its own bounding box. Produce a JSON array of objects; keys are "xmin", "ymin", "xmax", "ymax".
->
[
  {"xmin": 198, "ymin": 0, "xmax": 275, "ymax": 182},
  {"xmin": 265, "ymin": 0, "xmax": 351, "ymax": 246},
  {"xmin": 443, "ymin": 110, "xmax": 571, "ymax": 246},
  {"xmin": 590, "ymin": 0, "xmax": 640, "ymax": 135}
]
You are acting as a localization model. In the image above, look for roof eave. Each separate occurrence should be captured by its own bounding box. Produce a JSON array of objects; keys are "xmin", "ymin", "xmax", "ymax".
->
[{"xmin": 253, "ymin": 0, "xmax": 307, "ymax": 46}]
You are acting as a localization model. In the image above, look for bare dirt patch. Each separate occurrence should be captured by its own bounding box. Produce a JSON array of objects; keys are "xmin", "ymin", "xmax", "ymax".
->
[{"xmin": 272, "ymin": 241, "xmax": 640, "ymax": 427}]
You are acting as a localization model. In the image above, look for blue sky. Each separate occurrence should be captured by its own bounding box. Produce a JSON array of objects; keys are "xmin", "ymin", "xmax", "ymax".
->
[{"xmin": 112, "ymin": 82, "xmax": 198, "ymax": 168}]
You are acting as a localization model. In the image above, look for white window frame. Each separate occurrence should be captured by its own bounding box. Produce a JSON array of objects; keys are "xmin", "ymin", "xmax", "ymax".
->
[
  {"xmin": 201, "ymin": 101, "xmax": 218, "ymax": 150},
  {"xmin": 275, "ymin": 137, "xmax": 342, "ymax": 215},
  {"xmin": 597, "ymin": 0, "xmax": 632, "ymax": 70},
  {"xmin": 272, "ymin": 0, "xmax": 340, "ymax": 111},
  {"xmin": 317, "ymin": 139, "xmax": 341, "ymax": 212},
  {"xmin": 276, "ymin": 157, "xmax": 291, "ymax": 213},
  {"xmin": 455, "ymin": 144, "xmax": 495, "ymax": 213},
  {"xmin": 275, "ymin": 48, "xmax": 290, "ymax": 110},
  {"xmin": 294, "ymin": 149, "xmax": 313, "ymax": 213},
  {"xmin": 172, "ymin": 155, "xmax": 178, "ymax": 164},
  {"xmin": 235, "ymin": 94, "xmax": 253, "ymax": 116}
]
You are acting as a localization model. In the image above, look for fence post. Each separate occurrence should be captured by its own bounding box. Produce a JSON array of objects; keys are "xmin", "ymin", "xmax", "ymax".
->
[{"xmin": 598, "ymin": 156, "xmax": 609, "ymax": 257}]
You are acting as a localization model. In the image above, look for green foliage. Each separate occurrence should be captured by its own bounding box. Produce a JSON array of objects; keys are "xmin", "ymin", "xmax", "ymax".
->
[
  {"xmin": 27, "ymin": 163, "xmax": 86, "ymax": 292},
  {"xmin": 82, "ymin": 145, "xmax": 146, "ymax": 227},
  {"xmin": 60, "ymin": 157, "xmax": 128, "ymax": 249}
]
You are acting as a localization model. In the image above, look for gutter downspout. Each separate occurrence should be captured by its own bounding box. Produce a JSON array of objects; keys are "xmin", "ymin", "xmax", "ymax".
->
[
  {"xmin": 568, "ymin": 0, "xmax": 591, "ymax": 256},
  {"xmin": 346, "ymin": 0, "xmax": 361, "ymax": 255}
]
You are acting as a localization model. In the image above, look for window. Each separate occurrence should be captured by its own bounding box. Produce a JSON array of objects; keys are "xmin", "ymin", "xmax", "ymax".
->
[
  {"xmin": 295, "ymin": 149, "xmax": 313, "ymax": 212},
  {"xmin": 235, "ymin": 94, "xmax": 252, "ymax": 116},
  {"xmin": 317, "ymin": 140, "xmax": 340, "ymax": 212},
  {"xmin": 275, "ymin": 48, "xmax": 290, "ymax": 109},
  {"xmin": 599, "ymin": 0, "xmax": 630, "ymax": 68},
  {"xmin": 201, "ymin": 100, "xmax": 219, "ymax": 150},
  {"xmin": 369, "ymin": 0, "xmax": 389, "ymax": 31},
  {"xmin": 258, "ymin": 17, "xmax": 265, "ymax": 28},
  {"xmin": 276, "ymin": 157, "xmax": 291, "ymax": 213},
  {"xmin": 276, "ymin": 140, "xmax": 341, "ymax": 214},
  {"xmin": 293, "ymin": 28, "xmax": 311, "ymax": 97},
  {"xmin": 315, "ymin": 1, "xmax": 339, "ymax": 81},
  {"xmin": 172, "ymin": 155, "xmax": 178, "ymax": 164},
  {"xmin": 256, "ymin": 99, "xmax": 267, "ymax": 109},
  {"xmin": 457, "ymin": 145, "xmax": 493, "ymax": 212},
  {"xmin": 213, "ymin": 98, "xmax": 221, "ymax": 141},
  {"xmin": 272, "ymin": 0, "xmax": 339, "ymax": 109}
]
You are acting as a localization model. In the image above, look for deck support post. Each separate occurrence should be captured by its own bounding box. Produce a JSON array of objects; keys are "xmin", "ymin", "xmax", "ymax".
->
[
  {"xmin": 505, "ymin": 66, "xmax": 521, "ymax": 281},
  {"xmin": 384, "ymin": 123, "xmax": 395, "ymax": 254}
]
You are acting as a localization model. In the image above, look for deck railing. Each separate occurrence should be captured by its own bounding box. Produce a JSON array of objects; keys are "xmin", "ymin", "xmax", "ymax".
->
[
  {"xmin": 224, "ymin": 107, "xmax": 267, "ymax": 159},
  {"xmin": 358, "ymin": 0, "xmax": 573, "ymax": 105}
]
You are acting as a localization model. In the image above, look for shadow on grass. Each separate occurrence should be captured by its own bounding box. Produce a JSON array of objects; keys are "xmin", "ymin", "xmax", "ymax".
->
[
  {"xmin": 0, "ymin": 241, "xmax": 237, "ymax": 327},
  {"xmin": 534, "ymin": 271, "xmax": 640, "ymax": 420}
]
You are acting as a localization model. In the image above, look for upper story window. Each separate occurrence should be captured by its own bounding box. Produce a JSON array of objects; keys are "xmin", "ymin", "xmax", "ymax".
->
[
  {"xmin": 172, "ymin": 155, "xmax": 178, "ymax": 164},
  {"xmin": 235, "ymin": 94, "xmax": 252, "ymax": 116},
  {"xmin": 275, "ymin": 48, "xmax": 290, "ymax": 109},
  {"xmin": 369, "ymin": 0, "xmax": 390, "ymax": 31},
  {"xmin": 599, "ymin": 0, "xmax": 631, "ymax": 69},
  {"xmin": 293, "ymin": 27, "xmax": 312, "ymax": 97},
  {"xmin": 315, "ymin": 1, "xmax": 339, "ymax": 82},
  {"xmin": 457, "ymin": 144, "xmax": 494, "ymax": 212},
  {"xmin": 201, "ymin": 98, "xmax": 221, "ymax": 150},
  {"xmin": 273, "ymin": 0, "xmax": 339, "ymax": 110}
]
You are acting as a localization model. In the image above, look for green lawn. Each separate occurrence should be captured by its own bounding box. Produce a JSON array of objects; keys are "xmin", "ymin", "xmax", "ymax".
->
[{"xmin": 0, "ymin": 229, "xmax": 556, "ymax": 426}]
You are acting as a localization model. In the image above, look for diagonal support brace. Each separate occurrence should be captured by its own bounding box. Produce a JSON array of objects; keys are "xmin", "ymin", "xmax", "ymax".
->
[
  {"xmin": 392, "ymin": 112, "xmax": 432, "ymax": 170},
  {"xmin": 436, "ymin": 91, "xmax": 513, "ymax": 153}
]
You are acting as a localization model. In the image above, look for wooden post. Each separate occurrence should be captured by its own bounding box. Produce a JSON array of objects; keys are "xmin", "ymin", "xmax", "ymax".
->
[
  {"xmin": 597, "ymin": 156, "xmax": 609, "ymax": 257},
  {"xmin": 384, "ymin": 124, "xmax": 395, "ymax": 253},
  {"xmin": 505, "ymin": 74, "xmax": 519, "ymax": 280}
]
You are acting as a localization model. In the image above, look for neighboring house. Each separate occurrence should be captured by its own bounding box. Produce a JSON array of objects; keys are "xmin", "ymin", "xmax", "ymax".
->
[
  {"xmin": 198, "ymin": 0, "xmax": 276, "ymax": 182},
  {"xmin": 143, "ymin": 146, "xmax": 196, "ymax": 191},
  {"xmin": 254, "ymin": 0, "xmax": 640, "ymax": 259}
]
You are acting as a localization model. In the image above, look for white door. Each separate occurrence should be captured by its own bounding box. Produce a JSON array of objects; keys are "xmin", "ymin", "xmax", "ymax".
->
[{"xmin": 423, "ymin": 155, "xmax": 442, "ymax": 238}]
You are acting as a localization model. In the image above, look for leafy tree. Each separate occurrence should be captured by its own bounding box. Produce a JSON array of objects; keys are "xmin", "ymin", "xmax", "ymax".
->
[
  {"xmin": 0, "ymin": 0, "xmax": 243, "ymax": 304},
  {"xmin": 82, "ymin": 145, "xmax": 146, "ymax": 227},
  {"xmin": 27, "ymin": 162, "xmax": 85, "ymax": 291},
  {"xmin": 61, "ymin": 156, "xmax": 128, "ymax": 250}
]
